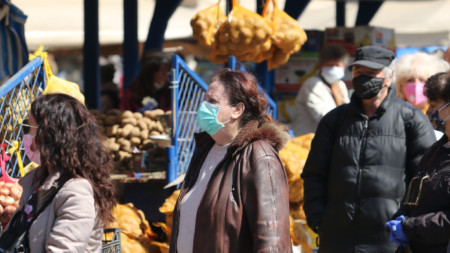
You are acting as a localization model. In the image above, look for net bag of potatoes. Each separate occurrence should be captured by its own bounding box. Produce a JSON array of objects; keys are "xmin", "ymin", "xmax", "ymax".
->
[
  {"xmin": 209, "ymin": 0, "xmax": 272, "ymax": 63},
  {"xmin": 264, "ymin": 0, "xmax": 308, "ymax": 69},
  {"xmin": 190, "ymin": 0, "xmax": 227, "ymax": 47}
]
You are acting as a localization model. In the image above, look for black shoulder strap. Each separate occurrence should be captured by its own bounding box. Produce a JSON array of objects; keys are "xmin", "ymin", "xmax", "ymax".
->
[
  {"xmin": 31, "ymin": 176, "xmax": 71, "ymax": 224},
  {"xmin": 0, "ymin": 175, "xmax": 71, "ymax": 251},
  {"xmin": 401, "ymin": 105, "xmax": 413, "ymax": 138}
]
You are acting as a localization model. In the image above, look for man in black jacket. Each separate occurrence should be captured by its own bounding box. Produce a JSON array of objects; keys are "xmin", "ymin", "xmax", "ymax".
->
[{"xmin": 302, "ymin": 46, "xmax": 436, "ymax": 253}]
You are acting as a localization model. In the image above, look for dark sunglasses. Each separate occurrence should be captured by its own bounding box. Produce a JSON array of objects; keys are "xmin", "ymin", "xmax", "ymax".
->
[{"xmin": 22, "ymin": 119, "xmax": 38, "ymax": 135}]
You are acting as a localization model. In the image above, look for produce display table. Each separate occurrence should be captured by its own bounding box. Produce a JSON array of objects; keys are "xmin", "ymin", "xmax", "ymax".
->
[{"xmin": 111, "ymin": 172, "xmax": 171, "ymax": 224}]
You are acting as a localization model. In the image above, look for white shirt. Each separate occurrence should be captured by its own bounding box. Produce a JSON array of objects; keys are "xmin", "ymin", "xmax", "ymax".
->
[
  {"xmin": 435, "ymin": 130, "xmax": 444, "ymax": 140},
  {"xmin": 290, "ymin": 75, "xmax": 349, "ymax": 137},
  {"xmin": 177, "ymin": 143, "xmax": 229, "ymax": 253}
]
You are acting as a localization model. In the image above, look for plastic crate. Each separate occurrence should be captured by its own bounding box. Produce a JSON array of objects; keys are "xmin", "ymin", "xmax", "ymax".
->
[{"xmin": 102, "ymin": 228, "xmax": 121, "ymax": 253}]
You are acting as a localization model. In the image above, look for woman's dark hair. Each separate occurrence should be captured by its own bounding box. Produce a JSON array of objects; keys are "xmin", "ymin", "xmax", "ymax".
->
[
  {"xmin": 319, "ymin": 44, "xmax": 349, "ymax": 65},
  {"xmin": 424, "ymin": 72, "xmax": 450, "ymax": 102},
  {"xmin": 211, "ymin": 68, "xmax": 271, "ymax": 126},
  {"xmin": 128, "ymin": 54, "xmax": 170, "ymax": 104},
  {"xmin": 30, "ymin": 94, "xmax": 116, "ymax": 223}
]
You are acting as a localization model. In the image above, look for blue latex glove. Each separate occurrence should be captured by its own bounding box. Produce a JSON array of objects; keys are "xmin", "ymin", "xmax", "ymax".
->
[{"xmin": 385, "ymin": 215, "xmax": 410, "ymax": 247}]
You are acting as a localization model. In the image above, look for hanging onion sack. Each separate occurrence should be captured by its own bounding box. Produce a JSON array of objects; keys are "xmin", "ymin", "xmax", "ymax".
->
[
  {"xmin": 209, "ymin": 0, "xmax": 272, "ymax": 63},
  {"xmin": 264, "ymin": 0, "xmax": 308, "ymax": 69},
  {"xmin": 190, "ymin": 0, "xmax": 226, "ymax": 46},
  {"xmin": 265, "ymin": 0, "xmax": 307, "ymax": 53}
]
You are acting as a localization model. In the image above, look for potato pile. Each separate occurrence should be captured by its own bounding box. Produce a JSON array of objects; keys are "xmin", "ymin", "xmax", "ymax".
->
[
  {"xmin": 191, "ymin": 3, "xmax": 226, "ymax": 47},
  {"xmin": 106, "ymin": 203, "xmax": 167, "ymax": 253},
  {"xmin": 278, "ymin": 133, "xmax": 315, "ymax": 246},
  {"xmin": 209, "ymin": 3, "xmax": 273, "ymax": 64},
  {"xmin": 90, "ymin": 108, "xmax": 170, "ymax": 174},
  {"xmin": 0, "ymin": 181, "xmax": 22, "ymax": 224}
]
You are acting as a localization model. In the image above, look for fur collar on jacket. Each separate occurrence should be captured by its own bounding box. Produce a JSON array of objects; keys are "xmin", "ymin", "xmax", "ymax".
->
[{"xmin": 195, "ymin": 120, "xmax": 290, "ymax": 156}]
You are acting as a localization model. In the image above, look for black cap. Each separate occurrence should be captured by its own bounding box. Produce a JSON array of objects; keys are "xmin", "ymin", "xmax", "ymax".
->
[{"xmin": 347, "ymin": 46, "xmax": 395, "ymax": 71}]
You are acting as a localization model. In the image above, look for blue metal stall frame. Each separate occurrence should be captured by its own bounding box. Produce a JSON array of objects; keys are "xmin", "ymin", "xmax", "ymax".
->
[
  {"xmin": 166, "ymin": 54, "xmax": 208, "ymax": 183},
  {"xmin": 166, "ymin": 55, "xmax": 277, "ymax": 183},
  {"xmin": 0, "ymin": 56, "xmax": 46, "ymax": 178}
]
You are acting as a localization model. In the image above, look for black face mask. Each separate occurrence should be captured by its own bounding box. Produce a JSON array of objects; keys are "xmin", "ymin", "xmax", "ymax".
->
[{"xmin": 352, "ymin": 75, "xmax": 385, "ymax": 99}]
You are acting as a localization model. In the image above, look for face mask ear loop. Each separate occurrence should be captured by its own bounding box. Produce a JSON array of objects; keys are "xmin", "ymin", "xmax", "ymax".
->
[
  {"xmin": 438, "ymin": 102, "xmax": 450, "ymax": 112},
  {"xmin": 217, "ymin": 104, "xmax": 236, "ymax": 125}
]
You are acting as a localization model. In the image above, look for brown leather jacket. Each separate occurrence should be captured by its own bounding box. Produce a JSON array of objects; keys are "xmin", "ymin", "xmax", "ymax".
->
[{"xmin": 169, "ymin": 121, "xmax": 292, "ymax": 253}]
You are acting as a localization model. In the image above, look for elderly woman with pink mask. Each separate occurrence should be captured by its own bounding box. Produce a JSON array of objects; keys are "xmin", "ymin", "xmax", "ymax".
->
[{"xmin": 395, "ymin": 52, "xmax": 449, "ymax": 114}]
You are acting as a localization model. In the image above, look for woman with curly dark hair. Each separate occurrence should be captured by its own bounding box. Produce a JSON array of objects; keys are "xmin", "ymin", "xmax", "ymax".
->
[
  {"xmin": 169, "ymin": 69, "xmax": 292, "ymax": 253},
  {"xmin": 0, "ymin": 93, "xmax": 116, "ymax": 252}
]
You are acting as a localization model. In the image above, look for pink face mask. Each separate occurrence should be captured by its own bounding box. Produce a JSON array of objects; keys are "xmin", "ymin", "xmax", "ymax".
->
[
  {"xmin": 403, "ymin": 82, "xmax": 427, "ymax": 106},
  {"xmin": 23, "ymin": 134, "xmax": 40, "ymax": 165}
]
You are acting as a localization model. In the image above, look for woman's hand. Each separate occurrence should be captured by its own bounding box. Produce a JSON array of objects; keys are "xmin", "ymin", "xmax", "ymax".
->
[{"xmin": 385, "ymin": 215, "xmax": 410, "ymax": 247}]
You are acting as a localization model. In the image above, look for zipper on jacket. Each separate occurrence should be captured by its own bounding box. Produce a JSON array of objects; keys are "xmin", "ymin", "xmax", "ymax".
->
[{"xmin": 354, "ymin": 115, "xmax": 369, "ymax": 250}]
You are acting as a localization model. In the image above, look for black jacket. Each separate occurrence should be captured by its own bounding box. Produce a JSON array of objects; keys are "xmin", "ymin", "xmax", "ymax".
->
[
  {"xmin": 302, "ymin": 88, "xmax": 436, "ymax": 253},
  {"xmin": 394, "ymin": 135, "xmax": 450, "ymax": 253}
]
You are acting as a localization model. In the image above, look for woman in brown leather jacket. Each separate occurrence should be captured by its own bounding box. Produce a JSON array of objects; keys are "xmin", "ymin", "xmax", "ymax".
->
[
  {"xmin": 169, "ymin": 69, "xmax": 292, "ymax": 253},
  {"xmin": 386, "ymin": 72, "xmax": 450, "ymax": 253}
]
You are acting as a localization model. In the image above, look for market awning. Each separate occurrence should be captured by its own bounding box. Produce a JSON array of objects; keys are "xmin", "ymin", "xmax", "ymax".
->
[{"xmin": 13, "ymin": 0, "xmax": 450, "ymax": 50}]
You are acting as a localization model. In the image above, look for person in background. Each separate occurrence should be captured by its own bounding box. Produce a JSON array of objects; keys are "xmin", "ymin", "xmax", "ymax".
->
[
  {"xmin": 0, "ymin": 94, "xmax": 116, "ymax": 252},
  {"xmin": 394, "ymin": 52, "xmax": 449, "ymax": 114},
  {"xmin": 302, "ymin": 46, "xmax": 436, "ymax": 252},
  {"xmin": 120, "ymin": 51, "xmax": 171, "ymax": 112},
  {"xmin": 290, "ymin": 44, "xmax": 350, "ymax": 137},
  {"xmin": 169, "ymin": 69, "xmax": 292, "ymax": 253},
  {"xmin": 386, "ymin": 72, "xmax": 450, "ymax": 253},
  {"xmin": 100, "ymin": 63, "xmax": 120, "ymax": 113}
]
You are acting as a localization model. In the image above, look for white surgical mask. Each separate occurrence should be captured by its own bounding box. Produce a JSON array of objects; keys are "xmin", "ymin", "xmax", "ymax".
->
[{"xmin": 321, "ymin": 66, "xmax": 345, "ymax": 84}]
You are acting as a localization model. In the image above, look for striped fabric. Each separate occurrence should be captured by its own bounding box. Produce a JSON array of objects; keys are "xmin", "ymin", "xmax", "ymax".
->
[{"xmin": 0, "ymin": 0, "xmax": 28, "ymax": 83}]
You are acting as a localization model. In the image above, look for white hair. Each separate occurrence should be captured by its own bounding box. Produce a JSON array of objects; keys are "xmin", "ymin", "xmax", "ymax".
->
[
  {"xmin": 394, "ymin": 52, "xmax": 450, "ymax": 100},
  {"xmin": 383, "ymin": 60, "xmax": 396, "ymax": 81}
]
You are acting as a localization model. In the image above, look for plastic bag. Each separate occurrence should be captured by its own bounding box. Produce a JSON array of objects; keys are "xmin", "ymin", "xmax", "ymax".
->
[
  {"xmin": 29, "ymin": 46, "xmax": 85, "ymax": 105},
  {"xmin": 290, "ymin": 217, "xmax": 313, "ymax": 252},
  {"xmin": 209, "ymin": 0, "xmax": 272, "ymax": 63},
  {"xmin": 190, "ymin": 0, "xmax": 226, "ymax": 46}
]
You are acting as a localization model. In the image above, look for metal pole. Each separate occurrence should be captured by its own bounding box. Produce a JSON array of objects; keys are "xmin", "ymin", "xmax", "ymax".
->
[
  {"xmin": 123, "ymin": 0, "xmax": 139, "ymax": 88},
  {"xmin": 83, "ymin": 0, "xmax": 100, "ymax": 109},
  {"xmin": 336, "ymin": 0, "xmax": 346, "ymax": 27}
]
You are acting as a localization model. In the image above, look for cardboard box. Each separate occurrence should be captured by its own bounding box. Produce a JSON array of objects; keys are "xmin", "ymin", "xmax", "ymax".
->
[
  {"xmin": 274, "ymin": 91, "xmax": 298, "ymax": 124},
  {"xmin": 274, "ymin": 30, "xmax": 324, "ymax": 92},
  {"xmin": 300, "ymin": 30, "xmax": 325, "ymax": 53},
  {"xmin": 324, "ymin": 26, "xmax": 396, "ymax": 56},
  {"xmin": 275, "ymin": 55, "xmax": 319, "ymax": 92}
]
